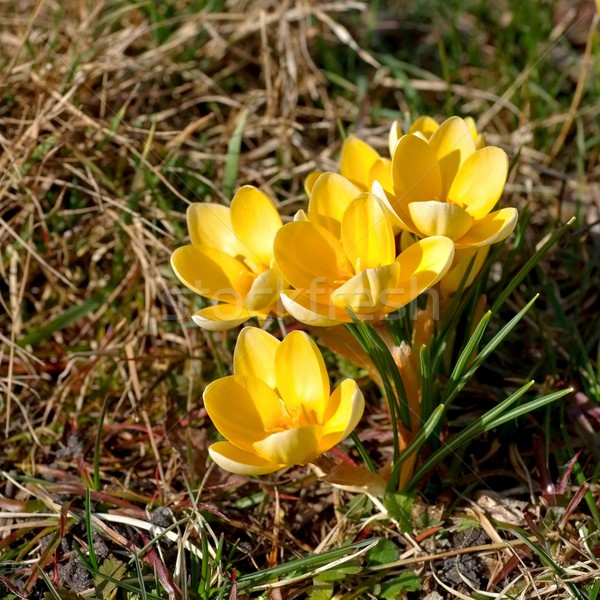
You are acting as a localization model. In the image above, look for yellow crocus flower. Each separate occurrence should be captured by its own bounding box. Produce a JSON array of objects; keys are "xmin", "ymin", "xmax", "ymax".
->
[
  {"xmin": 204, "ymin": 327, "xmax": 364, "ymax": 475},
  {"xmin": 274, "ymin": 173, "xmax": 455, "ymax": 326},
  {"xmin": 305, "ymin": 115, "xmax": 484, "ymax": 200},
  {"xmin": 386, "ymin": 116, "xmax": 517, "ymax": 250},
  {"xmin": 171, "ymin": 186, "xmax": 287, "ymax": 330},
  {"xmin": 400, "ymin": 115, "xmax": 485, "ymax": 149},
  {"xmin": 305, "ymin": 136, "xmax": 392, "ymax": 197}
]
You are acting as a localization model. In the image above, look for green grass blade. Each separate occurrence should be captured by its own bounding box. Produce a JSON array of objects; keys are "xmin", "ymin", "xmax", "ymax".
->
[
  {"xmin": 408, "ymin": 380, "xmax": 535, "ymax": 489},
  {"xmin": 235, "ymin": 538, "xmax": 377, "ymax": 589},
  {"xmin": 409, "ymin": 385, "xmax": 572, "ymax": 489},
  {"xmin": 491, "ymin": 217, "xmax": 575, "ymax": 313},
  {"xmin": 17, "ymin": 292, "xmax": 106, "ymax": 347},
  {"xmin": 36, "ymin": 566, "xmax": 64, "ymax": 600},
  {"xmin": 443, "ymin": 310, "xmax": 492, "ymax": 404},
  {"xmin": 385, "ymin": 405, "xmax": 446, "ymax": 495},
  {"xmin": 85, "ymin": 488, "xmax": 99, "ymax": 571},
  {"xmin": 444, "ymin": 295, "xmax": 539, "ymax": 407},
  {"xmin": 419, "ymin": 344, "xmax": 434, "ymax": 423},
  {"xmin": 346, "ymin": 312, "xmax": 411, "ymax": 429},
  {"xmin": 511, "ymin": 531, "xmax": 586, "ymax": 600},
  {"xmin": 222, "ymin": 109, "xmax": 247, "ymax": 201},
  {"xmin": 351, "ymin": 431, "xmax": 377, "ymax": 473},
  {"xmin": 488, "ymin": 388, "xmax": 573, "ymax": 427}
]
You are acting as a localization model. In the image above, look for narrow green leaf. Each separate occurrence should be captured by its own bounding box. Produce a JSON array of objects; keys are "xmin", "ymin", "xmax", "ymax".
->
[
  {"xmin": 408, "ymin": 384, "xmax": 572, "ymax": 489},
  {"xmin": 236, "ymin": 538, "xmax": 378, "ymax": 588},
  {"xmin": 434, "ymin": 251, "xmax": 485, "ymax": 361},
  {"xmin": 386, "ymin": 405, "xmax": 446, "ymax": 494},
  {"xmin": 443, "ymin": 310, "xmax": 492, "ymax": 403},
  {"xmin": 39, "ymin": 566, "xmax": 64, "ymax": 600},
  {"xmin": 222, "ymin": 109, "xmax": 247, "ymax": 200},
  {"xmin": 18, "ymin": 293, "xmax": 106, "ymax": 347},
  {"xmin": 490, "ymin": 387, "xmax": 573, "ymax": 427},
  {"xmin": 419, "ymin": 345, "xmax": 434, "ymax": 423},
  {"xmin": 444, "ymin": 295, "xmax": 538, "ymax": 408},
  {"xmin": 491, "ymin": 217, "xmax": 575, "ymax": 313},
  {"xmin": 351, "ymin": 432, "xmax": 377, "ymax": 473},
  {"xmin": 85, "ymin": 488, "xmax": 99, "ymax": 571},
  {"xmin": 464, "ymin": 295, "xmax": 538, "ymax": 379},
  {"xmin": 512, "ymin": 532, "xmax": 586, "ymax": 600},
  {"xmin": 411, "ymin": 381, "xmax": 534, "ymax": 487},
  {"xmin": 345, "ymin": 312, "xmax": 411, "ymax": 429}
]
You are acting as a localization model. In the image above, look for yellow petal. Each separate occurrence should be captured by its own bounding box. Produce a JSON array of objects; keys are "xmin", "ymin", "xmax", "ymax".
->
[
  {"xmin": 308, "ymin": 173, "xmax": 362, "ymax": 238},
  {"xmin": 275, "ymin": 331, "xmax": 329, "ymax": 423},
  {"xmin": 234, "ymin": 327, "xmax": 280, "ymax": 388},
  {"xmin": 208, "ymin": 441, "xmax": 281, "ymax": 475},
  {"xmin": 171, "ymin": 245, "xmax": 254, "ymax": 299},
  {"xmin": 428, "ymin": 117, "xmax": 476, "ymax": 198},
  {"xmin": 280, "ymin": 290, "xmax": 348, "ymax": 326},
  {"xmin": 371, "ymin": 181, "xmax": 416, "ymax": 234},
  {"xmin": 463, "ymin": 117, "xmax": 486, "ymax": 149},
  {"xmin": 340, "ymin": 137, "xmax": 380, "ymax": 190},
  {"xmin": 464, "ymin": 117, "xmax": 478, "ymax": 140},
  {"xmin": 186, "ymin": 203, "xmax": 242, "ymax": 256},
  {"xmin": 243, "ymin": 265, "xmax": 286, "ymax": 311},
  {"xmin": 454, "ymin": 208, "xmax": 518, "ymax": 248},
  {"xmin": 332, "ymin": 263, "xmax": 400, "ymax": 315},
  {"xmin": 341, "ymin": 193, "xmax": 396, "ymax": 271},
  {"xmin": 230, "ymin": 186, "xmax": 283, "ymax": 266},
  {"xmin": 204, "ymin": 375, "xmax": 286, "ymax": 450},
  {"xmin": 368, "ymin": 158, "xmax": 393, "ymax": 194},
  {"xmin": 253, "ymin": 425, "xmax": 323, "ymax": 465},
  {"xmin": 392, "ymin": 134, "xmax": 443, "ymax": 205},
  {"xmin": 440, "ymin": 246, "xmax": 489, "ymax": 297},
  {"xmin": 319, "ymin": 379, "xmax": 365, "ymax": 452},
  {"xmin": 388, "ymin": 121, "xmax": 403, "ymax": 157},
  {"xmin": 274, "ymin": 221, "xmax": 350, "ymax": 292},
  {"xmin": 448, "ymin": 147, "xmax": 508, "ymax": 219},
  {"xmin": 386, "ymin": 236, "xmax": 455, "ymax": 309},
  {"xmin": 408, "ymin": 201, "xmax": 473, "ymax": 240},
  {"xmin": 409, "ymin": 115, "xmax": 439, "ymax": 138},
  {"xmin": 304, "ymin": 171, "xmax": 323, "ymax": 197},
  {"xmin": 192, "ymin": 304, "xmax": 252, "ymax": 331}
]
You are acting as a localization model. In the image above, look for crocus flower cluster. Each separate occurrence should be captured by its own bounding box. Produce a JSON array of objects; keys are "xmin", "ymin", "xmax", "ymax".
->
[
  {"xmin": 171, "ymin": 114, "xmax": 518, "ymax": 475},
  {"xmin": 172, "ymin": 115, "xmax": 515, "ymax": 330}
]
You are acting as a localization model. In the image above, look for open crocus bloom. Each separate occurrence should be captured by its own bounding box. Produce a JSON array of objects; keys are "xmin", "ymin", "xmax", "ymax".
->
[
  {"xmin": 274, "ymin": 173, "xmax": 455, "ymax": 326},
  {"xmin": 387, "ymin": 116, "xmax": 517, "ymax": 250},
  {"xmin": 204, "ymin": 327, "xmax": 364, "ymax": 475},
  {"xmin": 171, "ymin": 186, "xmax": 287, "ymax": 330}
]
